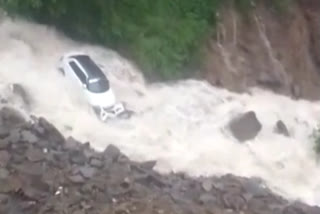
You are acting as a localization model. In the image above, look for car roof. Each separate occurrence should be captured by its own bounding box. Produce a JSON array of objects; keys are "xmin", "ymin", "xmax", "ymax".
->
[{"xmin": 66, "ymin": 53, "xmax": 107, "ymax": 80}]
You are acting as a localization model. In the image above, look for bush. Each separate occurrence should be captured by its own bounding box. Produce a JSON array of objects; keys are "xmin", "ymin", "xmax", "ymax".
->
[{"xmin": 312, "ymin": 125, "xmax": 320, "ymax": 155}]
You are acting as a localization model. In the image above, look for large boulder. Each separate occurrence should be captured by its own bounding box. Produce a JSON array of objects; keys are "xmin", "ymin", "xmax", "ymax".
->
[
  {"xmin": 228, "ymin": 111, "xmax": 262, "ymax": 142},
  {"xmin": 274, "ymin": 120, "xmax": 290, "ymax": 137},
  {"xmin": 0, "ymin": 106, "xmax": 26, "ymax": 129}
]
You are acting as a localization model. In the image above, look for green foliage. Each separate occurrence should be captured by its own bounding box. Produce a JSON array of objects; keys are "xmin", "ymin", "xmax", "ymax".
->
[
  {"xmin": 312, "ymin": 125, "xmax": 320, "ymax": 156},
  {"xmin": 0, "ymin": 0, "xmax": 295, "ymax": 80}
]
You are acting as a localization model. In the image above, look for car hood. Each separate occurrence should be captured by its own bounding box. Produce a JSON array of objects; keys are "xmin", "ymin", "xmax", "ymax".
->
[{"xmin": 84, "ymin": 88, "xmax": 116, "ymax": 108}]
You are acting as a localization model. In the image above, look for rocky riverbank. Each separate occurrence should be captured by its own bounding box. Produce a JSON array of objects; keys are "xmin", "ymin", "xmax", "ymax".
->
[{"xmin": 0, "ymin": 106, "xmax": 319, "ymax": 214}]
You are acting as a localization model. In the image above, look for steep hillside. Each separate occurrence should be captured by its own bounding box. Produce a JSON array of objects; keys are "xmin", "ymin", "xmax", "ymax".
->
[{"xmin": 203, "ymin": 0, "xmax": 320, "ymax": 100}]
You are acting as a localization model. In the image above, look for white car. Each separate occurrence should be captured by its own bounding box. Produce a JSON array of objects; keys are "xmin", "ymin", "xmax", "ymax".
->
[{"xmin": 57, "ymin": 52, "xmax": 133, "ymax": 121}]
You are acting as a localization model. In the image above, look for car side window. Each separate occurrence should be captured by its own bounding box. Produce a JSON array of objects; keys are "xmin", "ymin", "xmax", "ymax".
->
[{"xmin": 69, "ymin": 61, "xmax": 86, "ymax": 84}]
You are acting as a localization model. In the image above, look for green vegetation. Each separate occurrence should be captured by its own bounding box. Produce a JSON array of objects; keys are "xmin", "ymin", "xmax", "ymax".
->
[
  {"xmin": 0, "ymin": 0, "xmax": 294, "ymax": 80},
  {"xmin": 312, "ymin": 126, "xmax": 320, "ymax": 156}
]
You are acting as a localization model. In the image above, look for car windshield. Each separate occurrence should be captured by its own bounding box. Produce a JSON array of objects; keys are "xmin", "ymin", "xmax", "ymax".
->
[{"xmin": 87, "ymin": 78, "xmax": 110, "ymax": 93}]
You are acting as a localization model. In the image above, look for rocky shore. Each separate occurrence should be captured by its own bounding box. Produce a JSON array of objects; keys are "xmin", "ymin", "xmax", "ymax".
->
[{"xmin": 0, "ymin": 106, "xmax": 318, "ymax": 214}]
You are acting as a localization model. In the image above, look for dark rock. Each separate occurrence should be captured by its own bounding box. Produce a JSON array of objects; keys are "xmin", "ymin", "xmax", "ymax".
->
[
  {"xmin": 242, "ymin": 179, "xmax": 267, "ymax": 197},
  {"xmin": 199, "ymin": 194, "xmax": 219, "ymax": 205},
  {"xmin": 0, "ymin": 106, "xmax": 317, "ymax": 214},
  {"xmin": 7, "ymin": 129, "xmax": 21, "ymax": 144},
  {"xmin": 228, "ymin": 111, "xmax": 262, "ymax": 142},
  {"xmin": 79, "ymin": 166, "xmax": 96, "ymax": 179},
  {"xmin": 140, "ymin": 160, "xmax": 157, "ymax": 170},
  {"xmin": 274, "ymin": 120, "xmax": 290, "ymax": 137},
  {"xmin": 0, "ymin": 151, "xmax": 10, "ymax": 167},
  {"xmin": 12, "ymin": 162, "xmax": 44, "ymax": 176},
  {"xmin": 0, "ymin": 138, "xmax": 9, "ymax": 150},
  {"xmin": 73, "ymin": 210, "xmax": 86, "ymax": 214},
  {"xmin": 222, "ymin": 193, "xmax": 246, "ymax": 211},
  {"xmin": 33, "ymin": 124, "xmax": 45, "ymax": 136},
  {"xmin": 0, "ymin": 107, "xmax": 25, "ymax": 128},
  {"xmin": 201, "ymin": 179, "xmax": 213, "ymax": 192},
  {"xmin": 104, "ymin": 144, "xmax": 120, "ymax": 161},
  {"xmin": 0, "ymin": 193, "xmax": 8, "ymax": 202},
  {"xmin": 284, "ymin": 202, "xmax": 320, "ymax": 214},
  {"xmin": 68, "ymin": 174, "xmax": 86, "ymax": 184},
  {"xmin": 69, "ymin": 150, "xmax": 86, "ymax": 165},
  {"xmin": 0, "ymin": 98, "xmax": 7, "ymax": 104},
  {"xmin": 26, "ymin": 147, "xmax": 46, "ymax": 162},
  {"xmin": 0, "ymin": 168, "xmax": 9, "ymax": 179},
  {"xmin": 38, "ymin": 117, "xmax": 65, "ymax": 144},
  {"xmin": 20, "ymin": 130, "xmax": 38, "ymax": 143},
  {"xmin": 0, "ymin": 127, "xmax": 9, "ymax": 139},
  {"xmin": 0, "ymin": 175, "xmax": 23, "ymax": 193},
  {"xmin": 89, "ymin": 157, "xmax": 103, "ymax": 168},
  {"xmin": 11, "ymin": 153, "xmax": 25, "ymax": 164},
  {"xmin": 65, "ymin": 136, "xmax": 80, "ymax": 149}
]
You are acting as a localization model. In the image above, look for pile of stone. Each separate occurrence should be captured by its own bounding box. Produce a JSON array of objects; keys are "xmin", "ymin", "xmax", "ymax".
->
[{"xmin": 0, "ymin": 106, "xmax": 318, "ymax": 214}]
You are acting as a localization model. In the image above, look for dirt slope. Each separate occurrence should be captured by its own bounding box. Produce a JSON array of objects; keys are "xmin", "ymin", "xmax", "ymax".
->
[{"xmin": 203, "ymin": 1, "xmax": 320, "ymax": 101}]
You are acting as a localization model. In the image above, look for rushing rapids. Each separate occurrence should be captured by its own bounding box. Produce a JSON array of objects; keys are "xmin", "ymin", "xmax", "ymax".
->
[{"xmin": 0, "ymin": 15, "xmax": 320, "ymax": 206}]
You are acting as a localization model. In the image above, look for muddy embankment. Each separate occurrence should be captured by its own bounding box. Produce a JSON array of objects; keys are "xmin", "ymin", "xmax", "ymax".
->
[
  {"xmin": 0, "ymin": 106, "xmax": 319, "ymax": 213},
  {"xmin": 203, "ymin": 0, "xmax": 320, "ymax": 101}
]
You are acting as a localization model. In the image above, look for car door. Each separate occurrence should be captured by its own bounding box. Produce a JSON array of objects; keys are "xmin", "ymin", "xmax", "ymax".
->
[{"xmin": 66, "ymin": 59, "xmax": 87, "ymax": 88}]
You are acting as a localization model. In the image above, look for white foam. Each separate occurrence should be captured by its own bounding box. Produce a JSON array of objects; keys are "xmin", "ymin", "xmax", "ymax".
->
[{"xmin": 1, "ymin": 16, "xmax": 320, "ymax": 206}]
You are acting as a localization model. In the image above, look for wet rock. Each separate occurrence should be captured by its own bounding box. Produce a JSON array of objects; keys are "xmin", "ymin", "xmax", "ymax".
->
[
  {"xmin": 228, "ymin": 111, "xmax": 262, "ymax": 142},
  {"xmin": 21, "ymin": 130, "xmax": 38, "ymax": 143},
  {"xmin": 274, "ymin": 120, "xmax": 290, "ymax": 137}
]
